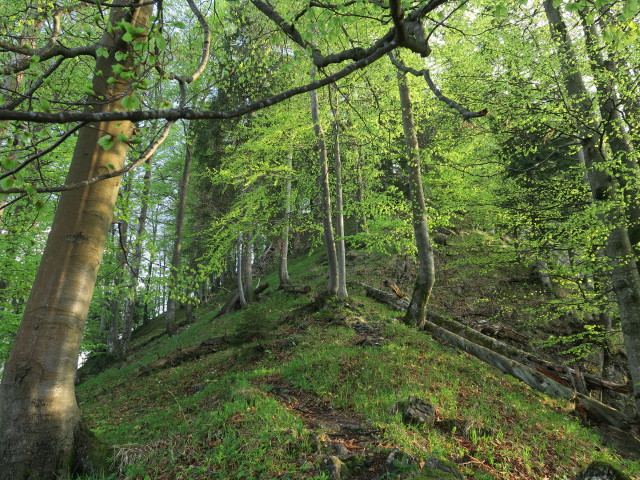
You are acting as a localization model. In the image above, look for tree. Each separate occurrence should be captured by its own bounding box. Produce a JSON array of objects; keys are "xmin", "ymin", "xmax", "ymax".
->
[
  {"xmin": 395, "ymin": 63, "xmax": 436, "ymax": 328},
  {"xmin": 0, "ymin": 0, "xmax": 492, "ymax": 475},
  {"xmin": 0, "ymin": 3, "xmax": 154, "ymax": 476}
]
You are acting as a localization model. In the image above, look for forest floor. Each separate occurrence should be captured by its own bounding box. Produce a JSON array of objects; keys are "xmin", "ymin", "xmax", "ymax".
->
[{"xmin": 77, "ymin": 228, "xmax": 640, "ymax": 479}]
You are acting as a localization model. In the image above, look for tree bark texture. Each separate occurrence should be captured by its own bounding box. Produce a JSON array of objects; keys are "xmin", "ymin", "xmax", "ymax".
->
[
  {"xmin": 396, "ymin": 69, "xmax": 435, "ymax": 329},
  {"xmin": 330, "ymin": 93, "xmax": 348, "ymax": 299},
  {"xmin": 544, "ymin": 0, "xmax": 640, "ymax": 419},
  {"xmin": 0, "ymin": 4, "xmax": 153, "ymax": 478},
  {"xmin": 121, "ymin": 158, "xmax": 152, "ymax": 355},
  {"xmin": 279, "ymin": 148, "xmax": 292, "ymax": 287},
  {"xmin": 241, "ymin": 231, "xmax": 254, "ymax": 304},
  {"xmin": 165, "ymin": 141, "xmax": 193, "ymax": 336},
  {"xmin": 310, "ymin": 85, "xmax": 339, "ymax": 295}
]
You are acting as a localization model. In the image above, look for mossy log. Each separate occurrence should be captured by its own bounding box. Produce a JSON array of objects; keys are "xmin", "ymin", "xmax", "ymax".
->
[
  {"xmin": 360, "ymin": 282, "xmax": 631, "ymax": 395},
  {"xmin": 136, "ymin": 336, "xmax": 228, "ymax": 377},
  {"xmin": 360, "ymin": 282, "xmax": 635, "ymax": 431}
]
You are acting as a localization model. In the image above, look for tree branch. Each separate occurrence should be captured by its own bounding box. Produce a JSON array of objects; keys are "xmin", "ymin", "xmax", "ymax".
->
[
  {"xmin": 388, "ymin": 52, "xmax": 488, "ymax": 120},
  {"xmin": 0, "ymin": 121, "xmax": 172, "ymax": 194},
  {"xmin": 0, "ymin": 41, "xmax": 397, "ymax": 124}
]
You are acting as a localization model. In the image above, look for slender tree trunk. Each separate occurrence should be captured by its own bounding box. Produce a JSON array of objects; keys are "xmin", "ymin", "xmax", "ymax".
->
[
  {"xmin": 0, "ymin": 4, "xmax": 153, "ymax": 477},
  {"xmin": 121, "ymin": 158, "xmax": 152, "ymax": 355},
  {"xmin": 241, "ymin": 231, "xmax": 254, "ymax": 303},
  {"xmin": 396, "ymin": 69, "xmax": 435, "ymax": 328},
  {"xmin": 237, "ymin": 235, "xmax": 247, "ymax": 308},
  {"xmin": 545, "ymin": 0, "xmax": 640, "ymax": 418},
  {"xmin": 356, "ymin": 144, "xmax": 369, "ymax": 234},
  {"xmin": 310, "ymin": 82, "xmax": 338, "ymax": 295},
  {"xmin": 279, "ymin": 148, "xmax": 292, "ymax": 287},
  {"xmin": 330, "ymin": 89, "xmax": 348, "ymax": 299},
  {"xmin": 165, "ymin": 141, "xmax": 193, "ymax": 336}
]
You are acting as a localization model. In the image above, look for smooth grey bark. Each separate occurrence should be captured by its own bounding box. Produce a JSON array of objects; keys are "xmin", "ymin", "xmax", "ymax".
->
[
  {"xmin": 396, "ymin": 69, "xmax": 435, "ymax": 328},
  {"xmin": 0, "ymin": 3, "xmax": 153, "ymax": 477},
  {"xmin": 577, "ymin": 11, "xmax": 640, "ymax": 253},
  {"xmin": 121, "ymin": 158, "xmax": 152, "ymax": 355},
  {"xmin": 237, "ymin": 235, "xmax": 247, "ymax": 308},
  {"xmin": 165, "ymin": 141, "xmax": 193, "ymax": 336},
  {"xmin": 330, "ymin": 89, "xmax": 348, "ymax": 299},
  {"xmin": 279, "ymin": 148, "xmax": 292, "ymax": 287},
  {"xmin": 241, "ymin": 232, "xmax": 254, "ymax": 304},
  {"xmin": 544, "ymin": 0, "xmax": 640, "ymax": 418},
  {"xmin": 310, "ymin": 83, "xmax": 338, "ymax": 295},
  {"xmin": 355, "ymin": 145, "xmax": 369, "ymax": 234}
]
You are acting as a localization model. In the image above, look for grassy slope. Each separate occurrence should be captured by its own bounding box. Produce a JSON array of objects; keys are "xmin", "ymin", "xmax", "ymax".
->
[{"xmin": 77, "ymin": 232, "xmax": 640, "ymax": 480}]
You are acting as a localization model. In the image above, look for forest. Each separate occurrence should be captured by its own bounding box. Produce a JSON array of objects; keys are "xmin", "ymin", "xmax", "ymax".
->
[{"xmin": 1, "ymin": 0, "xmax": 640, "ymax": 478}]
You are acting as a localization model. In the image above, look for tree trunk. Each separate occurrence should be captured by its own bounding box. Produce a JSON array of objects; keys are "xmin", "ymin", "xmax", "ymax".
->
[
  {"xmin": 241, "ymin": 232, "xmax": 254, "ymax": 304},
  {"xmin": 578, "ymin": 11, "xmax": 640, "ymax": 253},
  {"xmin": 396, "ymin": 68, "xmax": 435, "ymax": 328},
  {"xmin": 544, "ymin": 0, "xmax": 640, "ymax": 419},
  {"xmin": 310, "ymin": 82, "xmax": 338, "ymax": 295},
  {"xmin": 121, "ymin": 158, "xmax": 152, "ymax": 355},
  {"xmin": 279, "ymin": 148, "xmax": 292, "ymax": 287},
  {"xmin": 165, "ymin": 140, "xmax": 193, "ymax": 336},
  {"xmin": 330, "ymin": 89, "xmax": 348, "ymax": 299},
  {"xmin": 356, "ymin": 144, "xmax": 369, "ymax": 234},
  {"xmin": 0, "ymin": 3, "xmax": 153, "ymax": 477}
]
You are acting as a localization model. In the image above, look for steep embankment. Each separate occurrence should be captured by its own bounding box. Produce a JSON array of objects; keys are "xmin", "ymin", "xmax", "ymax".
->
[{"xmin": 77, "ymin": 232, "xmax": 640, "ymax": 479}]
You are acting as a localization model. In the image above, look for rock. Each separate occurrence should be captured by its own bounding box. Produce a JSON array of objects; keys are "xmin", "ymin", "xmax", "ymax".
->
[
  {"xmin": 412, "ymin": 457, "xmax": 466, "ymax": 479},
  {"xmin": 333, "ymin": 442, "xmax": 349, "ymax": 456},
  {"xmin": 574, "ymin": 461, "xmax": 631, "ymax": 480},
  {"xmin": 320, "ymin": 455, "xmax": 350, "ymax": 480},
  {"xmin": 385, "ymin": 448, "xmax": 418, "ymax": 476},
  {"xmin": 402, "ymin": 396, "xmax": 436, "ymax": 427}
]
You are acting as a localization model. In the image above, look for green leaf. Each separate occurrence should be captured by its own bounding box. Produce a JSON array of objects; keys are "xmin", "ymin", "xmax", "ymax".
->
[
  {"xmin": 122, "ymin": 94, "xmax": 140, "ymax": 110},
  {"xmin": 38, "ymin": 98, "xmax": 53, "ymax": 113},
  {"xmin": 34, "ymin": 199, "xmax": 45, "ymax": 211},
  {"xmin": 30, "ymin": 55, "xmax": 40, "ymax": 64},
  {"xmin": 115, "ymin": 51, "xmax": 128, "ymax": 62},
  {"xmin": 98, "ymin": 135, "xmax": 115, "ymax": 151},
  {"xmin": 116, "ymin": 133, "xmax": 129, "ymax": 142},
  {"xmin": 96, "ymin": 47, "xmax": 109, "ymax": 58},
  {"xmin": 2, "ymin": 156, "xmax": 17, "ymax": 170},
  {"xmin": 122, "ymin": 32, "xmax": 134, "ymax": 43},
  {"xmin": 24, "ymin": 184, "xmax": 36, "ymax": 196},
  {"xmin": 0, "ymin": 176, "xmax": 15, "ymax": 190},
  {"xmin": 106, "ymin": 76, "xmax": 118, "ymax": 84},
  {"xmin": 155, "ymin": 33, "xmax": 167, "ymax": 51},
  {"xmin": 172, "ymin": 21, "xmax": 186, "ymax": 29}
]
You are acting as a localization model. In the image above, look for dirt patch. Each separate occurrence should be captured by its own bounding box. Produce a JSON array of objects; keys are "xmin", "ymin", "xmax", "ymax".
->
[{"xmin": 255, "ymin": 376, "xmax": 392, "ymax": 480}]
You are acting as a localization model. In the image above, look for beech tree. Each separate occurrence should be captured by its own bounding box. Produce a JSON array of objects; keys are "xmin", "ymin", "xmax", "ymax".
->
[{"xmin": 8, "ymin": 0, "xmax": 637, "ymax": 476}]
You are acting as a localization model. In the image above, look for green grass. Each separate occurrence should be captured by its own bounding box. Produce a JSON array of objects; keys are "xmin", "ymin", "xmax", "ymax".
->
[{"xmin": 77, "ymin": 246, "xmax": 640, "ymax": 480}]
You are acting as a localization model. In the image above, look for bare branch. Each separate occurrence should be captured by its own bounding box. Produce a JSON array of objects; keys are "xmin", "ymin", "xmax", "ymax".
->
[
  {"xmin": 0, "ymin": 41, "xmax": 397, "ymax": 124},
  {"xmin": 0, "ymin": 121, "xmax": 173, "ymax": 195},
  {"xmin": 0, "ymin": 123, "xmax": 85, "ymax": 181},
  {"xmin": 1, "ymin": 57, "xmax": 65, "ymax": 110},
  {"xmin": 388, "ymin": 52, "xmax": 488, "ymax": 120}
]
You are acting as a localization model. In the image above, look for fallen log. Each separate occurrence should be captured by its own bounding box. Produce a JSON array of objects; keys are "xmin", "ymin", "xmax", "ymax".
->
[
  {"xmin": 359, "ymin": 282, "xmax": 635, "ymax": 430},
  {"xmin": 359, "ymin": 282, "xmax": 631, "ymax": 395},
  {"xmin": 421, "ymin": 319, "xmax": 633, "ymax": 430},
  {"xmin": 215, "ymin": 283, "xmax": 270, "ymax": 318},
  {"xmin": 137, "ymin": 336, "xmax": 228, "ymax": 377},
  {"xmin": 356, "ymin": 281, "xmax": 409, "ymax": 312},
  {"xmin": 280, "ymin": 284, "xmax": 312, "ymax": 294}
]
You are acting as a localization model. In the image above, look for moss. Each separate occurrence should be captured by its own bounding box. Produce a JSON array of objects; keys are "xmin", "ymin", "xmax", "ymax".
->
[{"xmin": 72, "ymin": 421, "xmax": 114, "ymax": 478}]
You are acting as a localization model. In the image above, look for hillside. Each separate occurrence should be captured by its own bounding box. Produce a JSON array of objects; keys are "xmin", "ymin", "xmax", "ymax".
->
[{"xmin": 77, "ymin": 229, "xmax": 640, "ymax": 480}]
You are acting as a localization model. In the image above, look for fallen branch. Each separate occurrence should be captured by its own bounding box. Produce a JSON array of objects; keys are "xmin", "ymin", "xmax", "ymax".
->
[
  {"xmin": 136, "ymin": 336, "xmax": 228, "ymax": 377},
  {"xmin": 215, "ymin": 283, "xmax": 270, "ymax": 318},
  {"xmin": 421, "ymin": 319, "xmax": 633, "ymax": 430},
  {"xmin": 359, "ymin": 282, "xmax": 635, "ymax": 430},
  {"xmin": 359, "ymin": 282, "xmax": 630, "ymax": 395}
]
